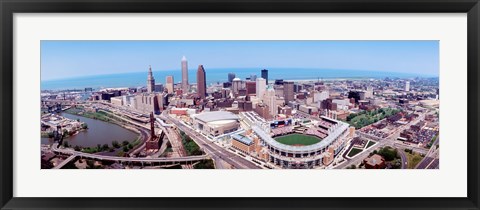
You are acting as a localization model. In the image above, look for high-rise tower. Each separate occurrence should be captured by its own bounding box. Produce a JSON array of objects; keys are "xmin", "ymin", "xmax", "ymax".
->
[
  {"xmin": 147, "ymin": 65, "xmax": 155, "ymax": 93},
  {"xmin": 228, "ymin": 73, "xmax": 236, "ymax": 83},
  {"xmin": 181, "ymin": 56, "xmax": 189, "ymax": 94},
  {"xmin": 261, "ymin": 69, "xmax": 268, "ymax": 85},
  {"xmin": 165, "ymin": 75, "xmax": 174, "ymax": 94},
  {"xmin": 197, "ymin": 65, "xmax": 207, "ymax": 99},
  {"xmin": 283, "ymin": 81, "xmax": 294, "ymax": 104},
  {"xmin": 256, "ymin": 78, "xmax": 266, "ymax": 99},
  {"xmin": 405, "ymin": 81, "xmax": 410, "ymax": 92}
]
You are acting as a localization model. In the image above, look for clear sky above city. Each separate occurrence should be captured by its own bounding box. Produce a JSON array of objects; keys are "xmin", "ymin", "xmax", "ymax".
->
[{"xmin": 41, "ymin": 40, "xmax": 439, "ymax": 81}]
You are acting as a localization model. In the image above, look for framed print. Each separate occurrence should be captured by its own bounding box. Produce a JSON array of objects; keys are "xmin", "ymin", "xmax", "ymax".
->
[{"xmin": 1, "ymin": 0, "xmax": 479, "ymax": 210}]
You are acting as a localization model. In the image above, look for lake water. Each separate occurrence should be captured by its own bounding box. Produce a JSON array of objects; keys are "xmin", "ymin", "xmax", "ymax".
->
[
  {"xmin": 41, "ymin": 68, "xmax": 432, "ymax": 90},
  {"xmin": 41, "ymin": 113, "xmax": 138, "ymax": 147}
]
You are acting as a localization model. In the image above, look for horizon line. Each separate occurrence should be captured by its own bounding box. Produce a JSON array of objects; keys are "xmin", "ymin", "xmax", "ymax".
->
[{"xmin": 42, "ymin": 67, "xmax": 439, "ymax": 82}]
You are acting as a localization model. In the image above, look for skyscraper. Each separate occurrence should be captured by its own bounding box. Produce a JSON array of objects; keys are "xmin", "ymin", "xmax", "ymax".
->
[
  {"xmin": 265, "ymin": 86, "xmax": 277, "ymax": 117},
  {"xmin": 245, "ymin": 81, "xmax": 256, "ymax": 95},
  {"xmin": 232, "ymin": 78, "xmax": 243, "ymax": 95},
  {"xmin": 228, "ymin": 73, "xmax": 236, "ymax": 83},
  {"xmin": 147, "ymin": 65, "xmax": 155, "ymax": 93},
  {"xmin": 181, "ymin": 56, "xmax": 189, "ymax": 93},
  {"xmin": 261, "ymin": 69, "xmax": 268, "ymax": 85},
  {"xmin": 283, "ymin": 81, "xmax": 294, "ymax": 104},
  {"xmin": 196, "ymin": 65, "xmax": 207, "ymax": 99},
  {"xmin": 256, "ymin": 78, "xmax": 266, "ymax": 99},
  {"xmin": 405, "ymin": 81, "xmax": 410, "ymax": 92},
  {"xmin": 165, "ymin": 75, "xmax": 174, "ymax": 94}
]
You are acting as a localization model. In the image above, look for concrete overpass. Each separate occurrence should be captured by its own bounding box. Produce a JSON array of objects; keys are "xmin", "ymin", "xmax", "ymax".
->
[
  {"xmin": 51, "ymin": 143, "xmax": 209, "ymax": 166},
  {"xmin": 53, "ymin": 154, "xmax": 77, "ymax": 169}
]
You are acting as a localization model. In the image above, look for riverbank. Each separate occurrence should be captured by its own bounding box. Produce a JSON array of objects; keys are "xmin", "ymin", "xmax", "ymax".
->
[
  {"xmin": 62, "ymin": 108, "xmax": 145, "ymax": 155},
  {"xmin": 41, "ymin": 113, "xmax": 89, "ymax": 139},
  {"xmin": 43, "ymin": 111, "xmax": 139, "ymax": 148},
  {"xmin": 65, "ymin": 108, "xmax": 141, "ymax": 134}
]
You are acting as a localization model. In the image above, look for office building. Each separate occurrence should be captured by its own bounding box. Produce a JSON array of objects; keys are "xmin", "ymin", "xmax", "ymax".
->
[
  {"xmin": 265, "ymin": 87, "xmax": 277, "ymax": 117},
  {"xmin": 261, "ymin": 69, "xmax": 268, "ymax": 85},
  {"xmin": 231, "ymin": 134, "xmax": 255, "ymax": 154},
  {"xmin": 283, "ymin": 81, "xmax": 294, "ymax": 104},
  {"xmin": 228, "ymin": 73, "xmax": 236, "ymax": 83},
  {"xmin": 256, "ymin": 78, "xmax": 266, "ymax": 99},
  {"xmin": 197, "ymin": 65, "xmax": 207, "ymax": 99},
  {"xmin": 154, "ymin": 84, "xmax": 164, "ymax": 92},
  {"xmin": 181, "ymin": 56, "xmax": 189, "ymax": 93},
  {"xmin": 147, "ymin": 65, "xmax": 155, "ymax": 93},
  {"xmin": 245, "ymin": 81, "xmax": 256, "ymax": 95},
  {"xmin": 165, "ymin": 75, "xmax": 174, "ymax": 94},
  {"xmin": 232, "ymin": 78, "xmax": 243, "ymax": 95}
]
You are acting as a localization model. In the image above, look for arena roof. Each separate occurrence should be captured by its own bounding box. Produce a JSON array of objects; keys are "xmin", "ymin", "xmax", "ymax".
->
[{"xmin": 193, "ymin": 111, "xmax": 239, "ymax": 123}]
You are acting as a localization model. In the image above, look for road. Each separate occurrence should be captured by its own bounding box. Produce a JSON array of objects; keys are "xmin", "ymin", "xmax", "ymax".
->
[
  {"xmin": 397, "ymin": 149, "xmax": 407, "ymax": 169},
  {"xmin": 162, "ymin": 112, "xmax": 261, "ymax": 169},
  {"xmin": 335, "ymin": 139, "xmax": 388, "ymax": 169},
  {"xmin": 416, "ymin": 137, "xmax": 440, "ymax": 169},
  {"xmin": 51, "ymin": 143, "xmax": 208, "ymax": 163},
  {"xmin": 335, "ymin": 112, "xmax": 429, "ymax": 169},
  {"xmin": 129, "ymin": 127, "xmax": 150, "ymax": 156},
  {"xmin": 160, "ymin": 124, "xmax": 193, "ymax": 169},
  {"xmin": 53, "ymin": 154, "xmax": 77, "ymax": 169}
]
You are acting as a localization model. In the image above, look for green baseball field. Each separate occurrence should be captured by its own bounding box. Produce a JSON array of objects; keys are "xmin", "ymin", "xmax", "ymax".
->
[{"xmin": 274, "ymin": 134, "xmax": 322, "ymax": 146}]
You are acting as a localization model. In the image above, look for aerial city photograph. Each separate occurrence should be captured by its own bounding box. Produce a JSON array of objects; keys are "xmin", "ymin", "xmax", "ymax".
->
[{"xmin": 40, "ymin": 41, "xmax": 439, "ymax": 169}]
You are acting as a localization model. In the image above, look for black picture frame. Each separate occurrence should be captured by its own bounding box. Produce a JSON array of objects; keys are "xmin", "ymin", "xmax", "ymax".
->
[{"xmin": 1, "ymin": 0, "xmax": 479, "ymax": 209}]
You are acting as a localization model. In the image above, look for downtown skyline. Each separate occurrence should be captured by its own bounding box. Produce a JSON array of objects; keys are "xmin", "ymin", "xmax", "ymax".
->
[
  {"xmin": 41, "ymin": 40, "xmax": 439, "ymax": 81},
  {"xmin": 41, "ymin": 40, "xmax": 439, "ymax": 170}
]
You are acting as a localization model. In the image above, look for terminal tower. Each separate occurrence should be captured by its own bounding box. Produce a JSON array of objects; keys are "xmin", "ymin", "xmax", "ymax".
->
[{"xmin": 147, "ymin": 65, "xmax": 155, "ymax": 92}]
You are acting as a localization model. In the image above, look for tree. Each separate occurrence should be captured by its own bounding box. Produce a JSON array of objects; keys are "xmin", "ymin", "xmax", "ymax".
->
[
  {"xmin": 62, "ymin": 129, "xmax": 69, "ymax": 137},
  {"xmin": 62, "ymin": 141, "xmax": 70, "ymax": 148},
  {"xmin": 122, "ymin": 140, "xmax": 129, "ymax": 146},
  {"xmin": 81, "ymin": 123, "xmax": 88, "ymax": 129},
  {"xmin": 123, "ymin": 145, "xmax": 129, "ymax": 152},
  {"xmin": 102, "ymin": 144, "xmax": 109, "ymax": 151},
  {"xmin": 112, "ymin": 140, "xmax": 120, "ymax": 148},
  {"xmin": 87, "ymin": 160, "xmax": 95, "ymax": 169},
  {"xmin": 74, "ymin": 145, "xmax": 81, "ymax": 151},
  {"xmin": 378, "ymin": 147, "xmax": 397, "ymax": 161}
]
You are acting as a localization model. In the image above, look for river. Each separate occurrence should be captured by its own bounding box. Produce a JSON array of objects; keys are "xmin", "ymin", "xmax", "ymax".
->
[{"xmin": 41, "ymin": 112, "xmax": 138, "ymax": 147}]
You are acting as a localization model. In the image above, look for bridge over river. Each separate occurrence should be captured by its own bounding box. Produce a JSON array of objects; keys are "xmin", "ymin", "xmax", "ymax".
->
[{"xmin": 50, "ymin": 143, "xmax": 209, "ymax": 168}]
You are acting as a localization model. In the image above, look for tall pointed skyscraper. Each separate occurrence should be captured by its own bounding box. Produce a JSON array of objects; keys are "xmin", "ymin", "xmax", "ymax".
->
[
  {"xmin": 196, "ymin": 65, "xmax": 207, "ymax": 99},
  {"xmin": 147, "ymin": 65, "xmax": 155, "ymax": 93},
  {"xmin": 181, "ymin": 56, "xmax": 189, "ymax": 94}
]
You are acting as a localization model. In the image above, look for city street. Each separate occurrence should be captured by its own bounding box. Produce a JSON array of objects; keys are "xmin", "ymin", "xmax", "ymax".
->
[{"xmin": 162, "ymin": 111, "xmax": 261, "ymax": 169}]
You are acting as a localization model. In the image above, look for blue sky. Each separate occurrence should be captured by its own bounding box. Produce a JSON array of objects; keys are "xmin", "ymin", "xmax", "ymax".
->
[{"xmin": 41, "ymin": 40, "xmax": 439, "ymax": 81}]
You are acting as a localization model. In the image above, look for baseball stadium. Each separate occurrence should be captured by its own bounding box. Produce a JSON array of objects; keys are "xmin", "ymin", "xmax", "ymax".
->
[{"xmin": 251, "ymin": 116, "xmax": 351, "ymax": 169}]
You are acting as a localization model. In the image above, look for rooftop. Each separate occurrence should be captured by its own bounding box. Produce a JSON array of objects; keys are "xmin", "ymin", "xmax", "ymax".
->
[
  {"xmin": 193, "ymin": 111, "xmax": 239, "ymax": 123},
  {"xmin": 232, "ymin": 134, "xmax": 254, "ymax": 145},
  {"xmin": 365, "ymin": 154, "xmax": 385, "ymax": 166}
]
